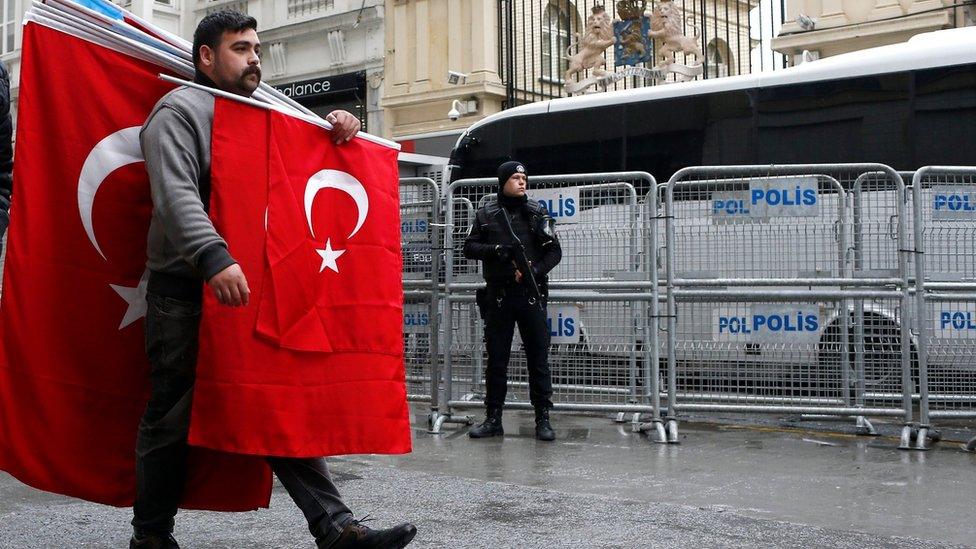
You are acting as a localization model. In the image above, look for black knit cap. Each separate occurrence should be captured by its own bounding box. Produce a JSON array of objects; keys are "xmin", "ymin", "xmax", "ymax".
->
[{"xmin": 497, "ymin": 160, "xmax": 527, "ymax": 190}]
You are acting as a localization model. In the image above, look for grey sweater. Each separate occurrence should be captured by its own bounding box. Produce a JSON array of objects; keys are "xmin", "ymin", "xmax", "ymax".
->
[{"xmin": 141, "ymin": 86, "xmax": 236, "ymax": 284}]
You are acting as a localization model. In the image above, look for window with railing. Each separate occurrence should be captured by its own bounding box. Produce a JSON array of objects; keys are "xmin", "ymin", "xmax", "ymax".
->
[
  {"xmin": 1, "ymin": 0, "xmax": 14, "ymax": 55},
  {"xmin": 706, "ymin": 39, "xmax": 734, "ymax": 78},
  {"xmin": 540, "ymin": 1, "xmax": 575, "ymax": 82},
  {"xmin": 288, "ymin": 0, "xmax": 334, "ymax": 18}
]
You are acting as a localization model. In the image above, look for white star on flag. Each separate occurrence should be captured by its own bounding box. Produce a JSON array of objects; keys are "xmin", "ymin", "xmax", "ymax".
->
[
  {"xmin": 109, "ymin": 270, "xmax": 149, "ymax": 330},
  {"xmin": 316, "ymin": 239, "xmax": 345, "ymax": 273}
]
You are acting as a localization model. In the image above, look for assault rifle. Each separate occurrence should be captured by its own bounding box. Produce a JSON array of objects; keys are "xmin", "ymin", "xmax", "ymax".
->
[{"xmin": 496, "ymin": 207, "xmax": 542, "ymax": 304}]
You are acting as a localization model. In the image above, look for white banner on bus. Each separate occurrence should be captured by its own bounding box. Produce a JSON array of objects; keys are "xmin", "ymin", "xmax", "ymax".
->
[
  {"xmin": 532, "ymin": 187, "xmax": 580, "ymax": 224},
  {"xmin": 931, "ymin": 186, "xmax": 976, "ymax": 221},
  {"xmin": 547, "ymin": 304, "xmax": 581, "ymax": 344},
  {"xmin": 712, "ymin": 304, "xmax": 822, "ymax": 344},
  {"xmin": 400, "ymin": 215, "xmax": 430, "ymax": 242},
  {"xmin": 933, "ymin": 303, "xmax": 976, "ymax": 339},
  {"xmin": 711, "ymin": 177, "xmax": 819, "ymax": 222},
  {"xmin": 403, "ymin": 302, "xmax": 431, "ymax": 334}
]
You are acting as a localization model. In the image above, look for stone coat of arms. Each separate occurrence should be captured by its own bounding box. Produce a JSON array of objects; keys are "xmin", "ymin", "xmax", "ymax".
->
[{"xmin": 564, "ymin": 0, "xmax": 704, "ymax": 95}]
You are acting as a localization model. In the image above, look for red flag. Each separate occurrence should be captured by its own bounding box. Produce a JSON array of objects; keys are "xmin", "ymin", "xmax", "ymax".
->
[
  {"xmin": 191, "ymin": 98, "xmax": 410, "ymax": 457},
  {"xmin": 0, "ymin": 22, "xmax": 270, "ymax": 510}
]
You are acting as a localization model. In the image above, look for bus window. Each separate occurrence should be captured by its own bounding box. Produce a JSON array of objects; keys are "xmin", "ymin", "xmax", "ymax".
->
[{"xmin": 914, "ymin": 65, "xmax": 976, "ymax": 167}]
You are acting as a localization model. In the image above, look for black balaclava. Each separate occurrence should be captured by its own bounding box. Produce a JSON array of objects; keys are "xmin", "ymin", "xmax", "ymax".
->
[{"xmin": 497, "ymin": 160, "xmax": 528, "ymax": 208}]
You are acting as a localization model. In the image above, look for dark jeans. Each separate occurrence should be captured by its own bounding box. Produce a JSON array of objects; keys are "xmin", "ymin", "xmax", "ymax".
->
[
  {"xmin": 482, "ymin": 288, "xmax": 553, "ymax": 410},
  {"xmin": 133, "ymin": 293, "xmax": 353, "ymax": 546}
]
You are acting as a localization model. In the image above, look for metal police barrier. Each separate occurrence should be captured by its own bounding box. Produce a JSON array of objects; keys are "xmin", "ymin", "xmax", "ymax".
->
[
  {"xmin": 399, "ymin": 178, "xmax": 441, "ymax": 407},
  {"xmin": 662, "ymin": 165, "xmax": 917, "ymax": 445},
  {"xmin": 432, "ymin": 172, "xmax": 662, "ymax": 438},
  {"xmin": 909, "ymin": 167, "xmax": 976, "ymax": 451},
  {"xmin": 850, "ymin": 170, "xmax": 917, "ymax": 432},
  {"xmin": 641, "ymin": 184, "xmax": 669, "ymax": 441}
]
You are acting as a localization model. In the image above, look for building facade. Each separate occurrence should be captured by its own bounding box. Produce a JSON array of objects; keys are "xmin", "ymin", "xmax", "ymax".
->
[
  {"xmin": 207, "ymin": 0, "xmax": 386, "ymax": 134},
  {"xmin": 383, "ymin": 0, "xmax": 759, "ymax": 158},
  {"xmin": 773, "ymin": 0, "xmax": 974, "ymax": 63},
  {"xmin": 382, "ymin": 0, "xmax": 505, "ymax": 157}
]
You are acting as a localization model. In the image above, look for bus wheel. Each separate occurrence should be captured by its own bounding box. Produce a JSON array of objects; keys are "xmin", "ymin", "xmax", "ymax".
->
[{"xmin": 817, "ymin": 312, "xmax": 918, "ymax": 400}]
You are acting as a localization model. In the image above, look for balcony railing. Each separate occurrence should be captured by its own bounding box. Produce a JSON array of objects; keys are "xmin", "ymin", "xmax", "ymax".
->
[
  {"xmin": 288, "ymin": 0, "xmax": 335, "ymax": 19},
  {"xmin": 203, "ymin": 0, "xmax": 247, "ymax": 15}
]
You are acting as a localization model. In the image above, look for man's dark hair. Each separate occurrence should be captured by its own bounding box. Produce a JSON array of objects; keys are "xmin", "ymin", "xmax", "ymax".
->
[{"xmin": 192, "ymin": 11, "xmax": 258, "ymax": 66}]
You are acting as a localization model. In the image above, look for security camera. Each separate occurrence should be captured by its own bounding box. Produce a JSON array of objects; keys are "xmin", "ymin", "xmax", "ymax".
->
[
  {"xmin": 448, "ymin": 99, "xmax": 464, "ymax": 121},
  {"xmin": 447, "ymin": 98, "xmax": 477, "ymax": 121},
  {"xmin": 447, "ymin": 70, "xmax": 468, "ymax": 85}
]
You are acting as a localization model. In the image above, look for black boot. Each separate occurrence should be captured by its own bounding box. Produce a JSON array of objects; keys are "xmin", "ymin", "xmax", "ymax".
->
[
  {"xmin": 468, "ymin": 408, "xmax": 504, "ymax": 438},
  {"xmin": 535, "ymin": 408, "xmax": 555, "ymax": 441},
  {"xmin": 327, "ymin": 520, "xmax": 417, "ymax": 548},
  {"xmin": 129, "ymin": 532, "xmax": 179, "ymax": 549}
]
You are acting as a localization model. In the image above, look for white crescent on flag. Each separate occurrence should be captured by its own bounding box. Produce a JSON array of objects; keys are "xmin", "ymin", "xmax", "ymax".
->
[
  {"xmin": 78, "ymin": 126, "xmax": 143, "ymax": 259},
  {"xmin": 303, "ymin": 169, "xmax": 369, "ymax": 273},
  {"xmin": 77, "ymin": 126, "xmax": 149, "ymax": 330},
  {"xmin": 304, "ymin": 169, "xmax": 369, "ymax": 239}
]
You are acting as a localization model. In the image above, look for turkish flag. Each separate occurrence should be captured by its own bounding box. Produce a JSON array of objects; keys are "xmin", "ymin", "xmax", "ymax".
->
[
  {"xmin": 192, "ymin": 98, "xmax": 410, "ymax": 457},
  {"xmin": 0, "ymin": 22, "xmax": 270, "ymax": 510}
]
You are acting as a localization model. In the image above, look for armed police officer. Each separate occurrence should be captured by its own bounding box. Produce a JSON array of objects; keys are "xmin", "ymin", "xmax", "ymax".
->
[{"xmin": 463, "ymin": 161, "xmax": 562, "ymax": 441}]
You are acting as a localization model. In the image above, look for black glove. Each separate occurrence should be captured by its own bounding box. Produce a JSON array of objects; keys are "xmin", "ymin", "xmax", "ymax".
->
[{"xmin": 495, "ymin": 244, "xmax": 513, "ymax": 262}]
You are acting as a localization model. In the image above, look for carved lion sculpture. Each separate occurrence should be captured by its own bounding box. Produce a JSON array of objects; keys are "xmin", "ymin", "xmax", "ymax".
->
[
  {"xmin": 564, "ymin": 6, "xmax": 616, "ymax": 83},
  {"xmin": 647, "ymin": 0, "xmax": 703, "ymax": 68}
]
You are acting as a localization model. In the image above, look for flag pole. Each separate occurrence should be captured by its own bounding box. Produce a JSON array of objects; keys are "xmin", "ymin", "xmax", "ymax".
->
[
  {"xmin": 158, "ymin": 74, "xmax": 401, "ymax": 150},
  {"xmin": 26, "ymin": 2, "xmax": 396, "ymax": 147},
  {"xmin": 37, "ymin": 0, "xmax": 317, "ymax": 116},
  {"xmin": 43, "ymin": 0, "xmax": 189, "ymax": 59}
]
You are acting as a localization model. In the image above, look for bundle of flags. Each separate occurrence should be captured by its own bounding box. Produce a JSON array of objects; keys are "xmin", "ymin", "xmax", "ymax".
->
[{"xmin": 0, "ymin": 0, "xmax": 410, "ymax": 511}]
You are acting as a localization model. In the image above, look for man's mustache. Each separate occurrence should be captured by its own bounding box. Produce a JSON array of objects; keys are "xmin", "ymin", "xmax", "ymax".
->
[{"xmin": 243, "ymin": 66, "xmax": 261, "ymax": 78}]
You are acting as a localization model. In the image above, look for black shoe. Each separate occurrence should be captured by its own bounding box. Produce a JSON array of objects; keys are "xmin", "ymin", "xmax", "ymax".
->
[
  {"xmin": 468, "ymin": 408, "xmax": 504, "ymax": 438},
  {"xmin": 535, "ymin": 408, "xmax": 555, "ymax": 441},
  {"xmin": 330, "ymin": 520, "xmax": 417, "ymax": 548},
  {"xmin": 129, "ymin": 532, "xmax": 179, "ymax": 549}
]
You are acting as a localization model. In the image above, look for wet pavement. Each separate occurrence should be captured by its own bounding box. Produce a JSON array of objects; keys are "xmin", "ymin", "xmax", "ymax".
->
[{"xmin": 1, "ymin": 405, "xmax": 974, "ymax": 548}]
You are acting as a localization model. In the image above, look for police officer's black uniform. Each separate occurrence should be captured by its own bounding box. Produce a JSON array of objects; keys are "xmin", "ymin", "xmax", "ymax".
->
[
  {"xmin": 463, "ymin": 161, "xmax": 562, "ymax": 441},
  {"xmin": 0, "ymin": 59, "xmax": 14, "ymax": 246}
]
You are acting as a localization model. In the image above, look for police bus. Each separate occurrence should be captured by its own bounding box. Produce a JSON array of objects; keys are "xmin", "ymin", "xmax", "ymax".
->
[{"xmin": 445, "ymin": 26, "xmax": 976, "ymax": 392}]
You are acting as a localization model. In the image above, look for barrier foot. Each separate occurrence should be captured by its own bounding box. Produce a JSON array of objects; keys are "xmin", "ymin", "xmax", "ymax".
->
[
  {"xmin": 427, "ymin": 412, "xmax": 474, "ymax": 434},
  {"xmin": 614, "ymin": 412, "xmax": 628, "ymax": 424},
  {"xmin": 428, "ymin": 412, "xmax": 448, "ymax": 434},
  {"xmin": 645, "ymin": 420, "xmax": 668, "ymax": 444},
  {"xmin": 637, "ymin": 420, "xmax": 667, "ymax": 443},
  {"xmin": 630, "ymin": 413, "xmax": 643, "ymax": 432},
  {"xmin": 898, "ymin": 425, "xmax": 914, "ymax": 450},
  {"xmin": 898, "ymin": 424, "xmax": 933, "ymax": 451},
  {"xmin": 666, "ymin": 419, "xmax": 680, "ymax": 444},
  {"xmin": 914, "ymin": 427, "xmax": 931, "ymax": 451},
  {"xmin": 963, "ymin": 436, "xmax": 976, "ymax": 453},
  {"xmin": 855, "ymin": 416, "xmax": 878, "ymax": 436}
]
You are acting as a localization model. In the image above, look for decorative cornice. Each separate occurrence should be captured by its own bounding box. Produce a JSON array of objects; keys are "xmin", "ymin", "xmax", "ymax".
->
[
  {"xmin": 382, "ymin": 82, "xmax": 508, "ymax": 108},
  {"xmin": 772, "ymin": 11, "xmax": 951, "ymax": 54},
  {"xmin": 258, "ymin": 7, "xmax": 382, "ymax": 42}
]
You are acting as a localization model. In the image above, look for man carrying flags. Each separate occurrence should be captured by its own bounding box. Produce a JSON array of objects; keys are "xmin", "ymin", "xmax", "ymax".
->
[{"xmin": 133, "ymin": 10, "xmax": 415, "ymax": 549}]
